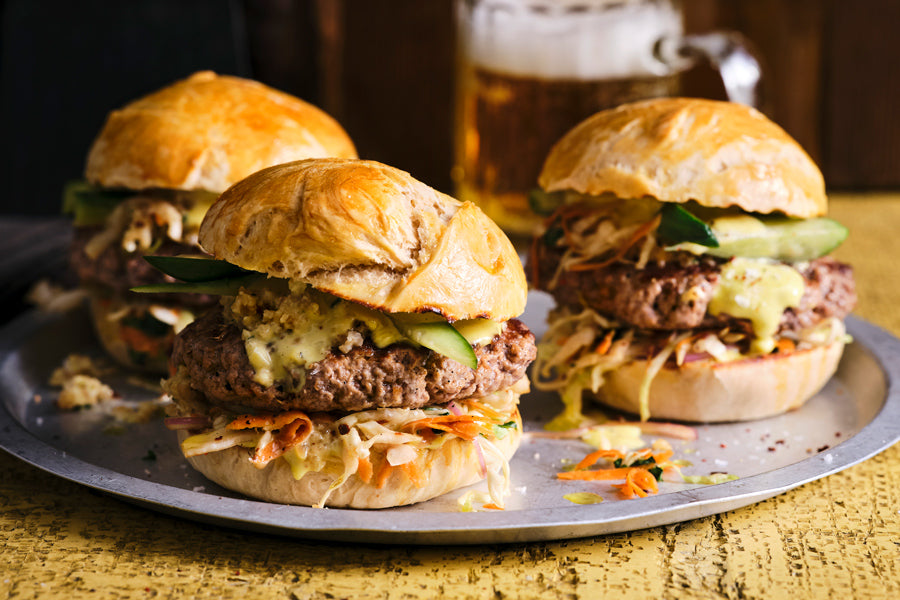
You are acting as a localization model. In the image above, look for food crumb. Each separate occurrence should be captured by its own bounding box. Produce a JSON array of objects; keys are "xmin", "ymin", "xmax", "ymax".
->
[
  {"xmin": 58, "ymin": 374, "xmax": 114, "ymax": 409},
  {"xmin": 26, "ymin": 279, "xmax": 87, "ymax": 313},
  {"xmin": 817, "ymin": 444, "xmax": 830, "ymax": 453},
  {"xmin": 49, "ymin": 354, "xmax": 109, "ymax": 386}
]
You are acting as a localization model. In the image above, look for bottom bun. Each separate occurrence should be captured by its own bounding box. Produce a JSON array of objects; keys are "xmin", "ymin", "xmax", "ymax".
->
[
  {"xmin": 178, "ymin": 409, "xmax": 522, "ymax": 509},
  {"xmin": 88, "ymin": 292, "xmax": 182, "ymax": 375},
  {"xmin": 596, "ymin": 340, "xmax": 846, "ymax": 423}
]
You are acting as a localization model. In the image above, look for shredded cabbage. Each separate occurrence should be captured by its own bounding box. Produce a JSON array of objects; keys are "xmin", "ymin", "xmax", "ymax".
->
[{"xmin": 175, "ymin": 389, "xmax": 520, "ymax": 509}]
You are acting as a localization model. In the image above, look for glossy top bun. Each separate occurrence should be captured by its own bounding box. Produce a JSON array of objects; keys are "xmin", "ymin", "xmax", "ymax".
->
[
  {"xmin": 199, "ymin": 158, "xmax": 528, "ymax": 321},
  {"xmin": 539, "ymin": 97, "xmax": 826, "ymax": 218},
  {"xmin": 85, "ymin": 71, "xmax": 357, "ymax": 193}
]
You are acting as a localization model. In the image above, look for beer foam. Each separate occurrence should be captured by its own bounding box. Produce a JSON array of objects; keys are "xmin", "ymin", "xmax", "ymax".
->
[{"xmin": 462, "ymin": 0, "xmax": 683, "ymax": 79}]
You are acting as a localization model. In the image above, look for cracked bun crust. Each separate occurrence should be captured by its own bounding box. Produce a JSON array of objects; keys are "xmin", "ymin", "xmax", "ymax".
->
[
  {"xmin": 199, "ymin": 158, "xmax": 528, "ymax": 321},
  {"xmin": 86, "ymin": 71, "xmax": 357, "ymax": 192},
  {"xmin": 539, "ymin": 97, "xmax": 826, "ymax": 218}
]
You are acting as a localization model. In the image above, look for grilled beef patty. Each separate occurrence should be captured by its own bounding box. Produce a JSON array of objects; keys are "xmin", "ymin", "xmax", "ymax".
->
[
  {"xmin": 531, "ymin": 241, "xmax": 856, "ymax": 333},
  {"xmin": 172, "ymin": 309, "xmax": 536, "ymax": 413},
  {"xmin": 70, "ymin": 227, "xmax": 214, "ymax": 307}
]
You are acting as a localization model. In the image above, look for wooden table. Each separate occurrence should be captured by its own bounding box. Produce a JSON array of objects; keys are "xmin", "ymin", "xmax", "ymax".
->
[{"xmin": 1, "ymin": 193, "xmax": 898, "ymax": 599}]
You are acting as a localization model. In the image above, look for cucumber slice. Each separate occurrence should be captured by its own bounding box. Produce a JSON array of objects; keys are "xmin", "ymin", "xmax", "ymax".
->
[
  {"xmin": 143, "ymin": 255, "xmax": 250, "ymax": 282},
  {"xmin": 528, "ymin": 189, "xmax": 566, "ymax": 216},
  {"xmin": 392, "ymin": 316, "xmax": 478, "ymax": 369},
  {"xmin": 704, "ymin": 216, "xmax": 848, "ymax": 261},
  {"xmin": 63, "ymin": 181, "xmax": 132, "ymax": 226},
  {"xmin": 131, "ymin": 273, "xmax": 264, "ymax": 295},
  {"xmin": 657, "ymin": 204, "xmax": 719, "ymax": 247}
]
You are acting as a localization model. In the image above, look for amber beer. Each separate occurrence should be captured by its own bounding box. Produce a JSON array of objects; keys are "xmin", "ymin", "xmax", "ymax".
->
[
  {"xmin": 454, "ymin": 0, "xmax": 686, "ymax": 235},
  {"xmin": 457, "ymin": 68, "xmax": 679, "ymax": 234}
]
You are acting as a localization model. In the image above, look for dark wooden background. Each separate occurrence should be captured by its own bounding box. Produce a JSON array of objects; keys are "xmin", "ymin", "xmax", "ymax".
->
[{"xmin": 1, "ymin": 0, "xmax": 896, "ymax": 215}]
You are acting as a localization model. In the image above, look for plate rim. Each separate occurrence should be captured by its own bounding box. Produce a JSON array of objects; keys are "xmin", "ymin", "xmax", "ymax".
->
[{"xmin": 1, "ymin": 310, "xmax": 898, "ymax": 545}]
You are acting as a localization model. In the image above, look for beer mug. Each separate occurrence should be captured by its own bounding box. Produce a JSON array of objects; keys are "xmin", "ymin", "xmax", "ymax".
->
[{"xmin": 453, "ymin": 0, "xmax": 762, "ymax": 236}]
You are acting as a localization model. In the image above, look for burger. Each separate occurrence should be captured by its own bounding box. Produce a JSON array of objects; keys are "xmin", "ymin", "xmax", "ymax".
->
[
  {"xmin": 153, "ymin": 158, "xmax": 536, "ymax": 508},
  {"xmin": 65, "ymin": 71, "xmax": 357, "ymax": 373},
  {"xmin": 529, "ymin": 98, "xmax": 856, "ymax": 425}
]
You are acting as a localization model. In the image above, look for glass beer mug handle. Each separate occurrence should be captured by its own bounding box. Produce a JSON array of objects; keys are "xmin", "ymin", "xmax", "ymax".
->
[{"xmin": 656, "ymin": 32, "xmax": 763, "ymax": 108}]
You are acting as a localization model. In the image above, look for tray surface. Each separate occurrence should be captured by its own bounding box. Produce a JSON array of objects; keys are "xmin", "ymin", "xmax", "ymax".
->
[{"xmin": 1, "ymin": 293, "xmax": 898, "ymax": 544}]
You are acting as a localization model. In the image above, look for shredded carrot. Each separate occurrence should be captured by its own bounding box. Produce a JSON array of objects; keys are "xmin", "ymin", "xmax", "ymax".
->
[
  {"xmin": 652, "ymin": 449, "xmax": 674, "ymax": 464},
  {"xmin": 612, "ymin": 468, "xmax": 659, "ymax": 498},
  {"xmin": 357, "ymin": 456, "xmax": 373, "ymax": 484},
  {"xmin": 482, "ymin": 503, "xmax": 504, "ymax": 510},
  {"xmin": 120, "ymin": 325, "xmax": 167, "ymax": 355},
  {"xmin": 594, "ymin": 330, "xmax": 615, "ymax": 355},
  {"xmin": 227, "ymin": 411, "xmax": 311, "ymax": 431},
  {"xmin": 461, "ymin": 399, "xmax": 502, "ymax": 420},
  {"xmin": 227, "ymin": 411, "xmax": 314, "ymax": 466},
  {"xmin": 557, "ymin": 467, "xmax": 636, "ymax": 481},
  {"xmin": 401, "ymin": 461, "xmax": 425, "ymax": 489},
  {"xmin": 567, "ymin": 214, "xmax": 662, "ymax": 272},
  {"xmin": 403, "ymin": 414, "xmax": 491, "ymax": 441},
  {"xmin": 374, "ymin": 460, "xmax": 394, "ymax": 489},
  {"xmin": 573, "ymin": 449, "xmax": 626, "ymax": 470},
  {"xmin": 776, "ymin": 338, "xmax": 796, "ymax": 354}
]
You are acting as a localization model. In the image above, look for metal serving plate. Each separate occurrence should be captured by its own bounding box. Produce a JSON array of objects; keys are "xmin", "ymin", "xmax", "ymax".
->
[{"xmin": 1, "ymin": 293, "xmax": 899, "ymax": 545}]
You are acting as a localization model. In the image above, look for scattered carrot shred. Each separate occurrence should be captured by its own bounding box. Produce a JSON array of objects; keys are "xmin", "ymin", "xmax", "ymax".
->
[
  {"xmin": 482, "ymin": 503, "xmax": 504, "ymax": 511},
  {"xmin": 573, "ymin": 449, "xmax": 625, "ymax": 470},
  {"xmin": 776, "ymin": 338, "xmax": 796, "ymax": 354},
  {"xmin": 401, "ymin": 461, "xmax": 425, "ymax": 489},
  {"xmin": 120, "ymin": 326, "xmax": 167, "ymax": 355},
  {"xmin": 594, "ymin": 330, "xmax": 615, "ymax": 355},
  {"xmin": 557, "ymin": 467, "xmax": 635, "ymax": 481},
  {"xmin": 374, "ymin": 460, "xmax": 394, "ymax": 489},
  {"xmin": 558, "ymin": 445, "xmax": 667, "ymax": 499},
  {"xmin": 612, "ymin": 469, "xmax": 659, "ymax": 498},
  {"xmin": 403, "ymin": 414, "xmax": 491, "ymax": 441},
  {"xmin": 462, "ymin": 399, "xmax": 502, "ymax": 420},
  {"xmin": 226, "ymin": 411, "xmax": 314, "ymax": 467},
  {"xmin": 566, "ymin": 214, "xmax": 661, "ymax": 272},
  {"xmin": 357, "ymin": 456, "xmax": 373, "ymax": 484}
]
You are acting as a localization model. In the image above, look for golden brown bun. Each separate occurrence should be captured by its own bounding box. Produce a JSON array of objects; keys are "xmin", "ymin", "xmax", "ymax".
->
[
  {"xmin": 178, "ymin": 408, "xmax": 522, "ymax": 508},
  {"xmin": 88, "ymin": 292, "xmax": 173, "ymax": 375},
  {"xmin": 86, "ymin": 71, "xmax": 357, "ymax": 193},
  {"xmin": 539, "ymin": 98, "xmax": 826, "ymax": 218},
  {"xmin": 596, "ymin": 340, "xmax": 845, "ymax": 423},
  {"xmin": 200, "ymin": 158, "xmax": 528, "ymax": 321}
]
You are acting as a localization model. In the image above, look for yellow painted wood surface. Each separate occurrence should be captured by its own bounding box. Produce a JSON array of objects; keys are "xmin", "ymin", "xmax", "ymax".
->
[{"xmin": 2, "ymin": 194, "xmax": 899, "ymax": 599}]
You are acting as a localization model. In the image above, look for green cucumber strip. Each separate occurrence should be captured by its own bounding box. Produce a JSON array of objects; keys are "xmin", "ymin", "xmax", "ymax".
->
[
  {"xmin": 528, "ymin": 189, "xmax": 566, "ymax": 216},
  {"xmin": 131, "ymin": 273, "xmax": 264, "ymax": 296},
  {"xmin": 657, "ymin": 204, "xmax": 719, "ymax": 247},
  {"xmin": 63, "ymin": 181, "xmax": 132, "ymax": 225},
  {"xmin": 143, "ymin": 255, "xmax": 250, "ymax": 282},
  {"xmin": 703, "ymin": 216, "xmax": 848, "ymax": 261},
  {"xmin": 392, "ymin": 316, "xmax": 478, "ymax": 369}
]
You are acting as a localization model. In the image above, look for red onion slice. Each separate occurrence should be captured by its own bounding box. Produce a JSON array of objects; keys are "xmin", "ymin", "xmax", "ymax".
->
[{"xmin": 164, "ymin": 415, "xmax": 211, "ymax": 430}]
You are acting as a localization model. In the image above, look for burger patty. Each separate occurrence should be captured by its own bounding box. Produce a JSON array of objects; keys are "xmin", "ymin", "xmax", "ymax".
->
[
  {"xmin": 70, "ymin": 227, "xmax": 215, "ymax": 307},
  {"xmin": 533, "ymin": 247, "xmax": 856, "ymax": 333},
  {"xmin": 172, "ymin": 309, "xmax": 537, "ymax": 413}
]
